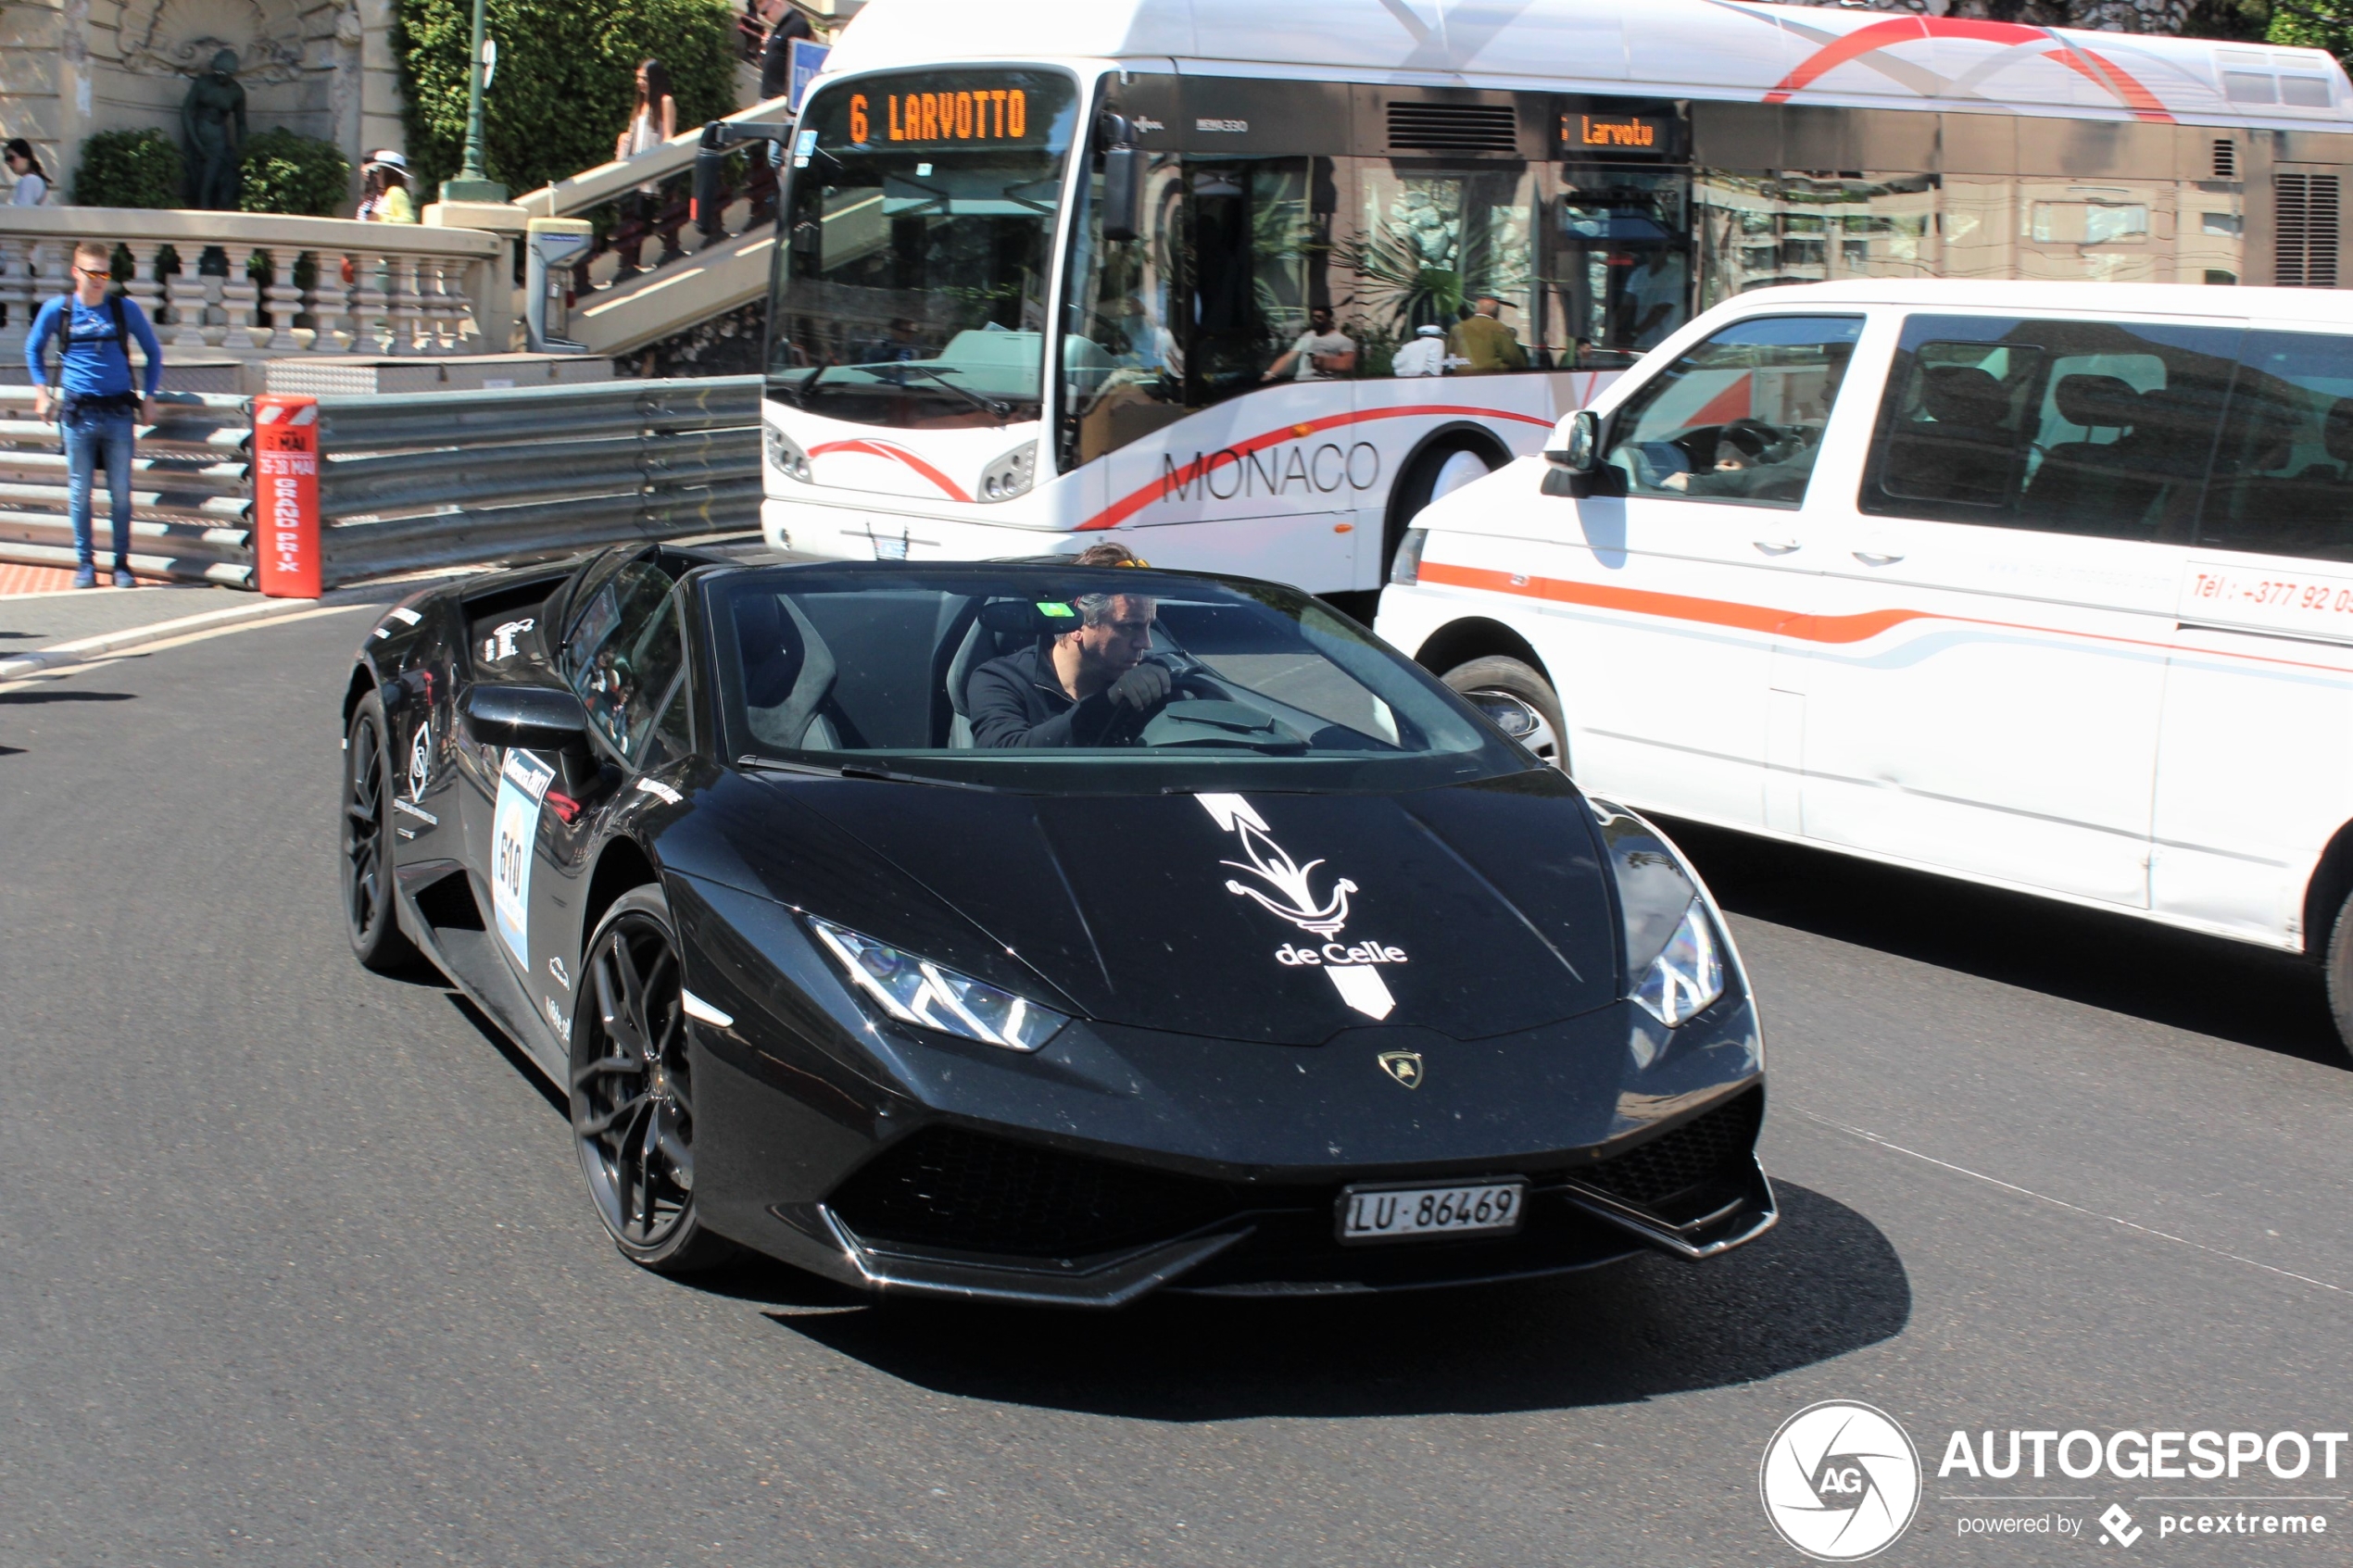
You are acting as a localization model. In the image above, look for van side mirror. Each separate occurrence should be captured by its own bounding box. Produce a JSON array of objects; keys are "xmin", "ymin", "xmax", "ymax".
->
[
  {"xmin": 1541, "ymin": 409, "xmax": 1603, "ymax": 498},
  {"xmin": 464, "ymin": 683, "xmax": 592, "ymax": 753},
  {"xmin": 1098, "ymin": 113, "xmax": 1140, "ymax": 243}
]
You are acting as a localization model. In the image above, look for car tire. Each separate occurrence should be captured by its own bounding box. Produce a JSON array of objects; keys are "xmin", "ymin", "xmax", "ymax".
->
[
  {"xmin": 572, "ymin": 884, "xmax": 740, "ymax": 1275},
  {"xmin": 1443, "ymin": 655, "xmax": 1567, "ymax": 771},
  {"xmin": 341, "ymin": 689, "xmax": 425, "ymax": 974},
  {"xmin": 2323, "ymin": 885, "xmax": 2353, "ymax": 1054}
]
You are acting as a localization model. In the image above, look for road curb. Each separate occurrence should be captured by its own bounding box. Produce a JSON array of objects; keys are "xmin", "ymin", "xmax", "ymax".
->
[{"xmin": 0, "ymin": 597, "xmax": 327, "ymax": 682}]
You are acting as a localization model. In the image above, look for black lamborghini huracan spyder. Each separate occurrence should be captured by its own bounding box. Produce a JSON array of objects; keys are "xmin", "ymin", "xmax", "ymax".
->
[{"xmin": 339, "ymin": 545, "xmax": 1773, "ymax": 1303}]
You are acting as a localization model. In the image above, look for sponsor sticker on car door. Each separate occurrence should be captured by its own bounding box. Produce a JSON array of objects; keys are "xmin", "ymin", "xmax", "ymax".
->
[{"xmin": 492, "ymin": 748, "xmax": 556, "ymax": 969}]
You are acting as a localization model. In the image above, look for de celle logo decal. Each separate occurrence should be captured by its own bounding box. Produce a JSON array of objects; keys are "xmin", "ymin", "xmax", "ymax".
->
[
  {"xmin": 1377, "ymin": 1050, "xmax": 1423, "ymax": 1088},
  {"xmin": 1197, "ymin": 794, "xmax": 1405, "ymax": 1023},
  {"xmin": 1760, "ymin": 1400, "xmax": 1922, "ymax": 1561},
  {"xmin": 407, "ymin": 720, "xmax": 432, "ymax": 801}
]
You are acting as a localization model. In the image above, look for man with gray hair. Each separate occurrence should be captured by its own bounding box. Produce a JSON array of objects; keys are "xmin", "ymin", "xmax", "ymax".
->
[{"xmin": 966, "ymin": 569, "xmax": 1176, "ymax": 746}]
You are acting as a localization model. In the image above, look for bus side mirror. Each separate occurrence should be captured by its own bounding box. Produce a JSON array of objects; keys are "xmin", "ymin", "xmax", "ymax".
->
[
  {"xmin": 1098, "ymin": 112, "xmax": 1140, "ymax": 242},
  {"xmin": 1541, "ymin": 409, "xmax": 1602, "ymax": 498}
]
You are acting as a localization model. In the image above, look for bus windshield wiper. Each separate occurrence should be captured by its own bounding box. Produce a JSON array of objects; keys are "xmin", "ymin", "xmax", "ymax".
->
[
  {"xmin": 774, "ymin": 364, "xmax": 828, "ymax": 407},
  {"xmin": 887, "ymin": 363, "xmax": 1013, "ymax": 419}
]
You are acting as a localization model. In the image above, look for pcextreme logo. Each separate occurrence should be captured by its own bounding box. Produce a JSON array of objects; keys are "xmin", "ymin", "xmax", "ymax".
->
[{"xmin": 1761, "ymin": 1401, "xmax": 1924, "ymax": 1561}]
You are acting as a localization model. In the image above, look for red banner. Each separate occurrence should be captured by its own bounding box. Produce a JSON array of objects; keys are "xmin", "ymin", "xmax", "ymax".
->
[{"xmin": 252, "ymin": 395, "xmax": 320, "ymax": 598}]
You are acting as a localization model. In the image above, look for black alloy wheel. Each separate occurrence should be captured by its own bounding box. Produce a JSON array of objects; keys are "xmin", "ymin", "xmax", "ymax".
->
[
  {"xmin": 572, "ymin": 884, "xmax": 736, "ymax": 1273},
  {"xmin": 1443, "ymin": 655, "xmax": 1567, "ymax": 771},
  {"xmin": 342, "ymin": 690, "xmax": 423, "ymax": 972}
]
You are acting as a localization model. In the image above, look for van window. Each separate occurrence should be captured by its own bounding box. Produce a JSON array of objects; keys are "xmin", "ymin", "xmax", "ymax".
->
[
  {"xmin": 2199, "ymin": 332, "xmax": 2353, "ymax": 562},
  {"xmin": 1862, "ymin": 315, "xmax": 2238, "ymax": 540},
  {"xmin": 1598, "ymin": 315, "xmax": 1863, "ymax": 508}
]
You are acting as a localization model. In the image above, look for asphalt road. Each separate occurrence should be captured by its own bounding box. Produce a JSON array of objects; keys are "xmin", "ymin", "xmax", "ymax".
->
[{"xmin": 2, "ymin": 606, "xmax": 2348, "ymax": 1567}]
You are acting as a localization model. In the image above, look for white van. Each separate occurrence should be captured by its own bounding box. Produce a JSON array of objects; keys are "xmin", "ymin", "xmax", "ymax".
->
[{"xmin": 1375, "ymin": 279, "xmax": 2353, "ymax": 1046}]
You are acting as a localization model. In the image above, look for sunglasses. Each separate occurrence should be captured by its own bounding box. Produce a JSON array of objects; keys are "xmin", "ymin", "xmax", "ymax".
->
[{"xmin": 74, "ymin": 266, "xmax": 110, "ymax": 280}]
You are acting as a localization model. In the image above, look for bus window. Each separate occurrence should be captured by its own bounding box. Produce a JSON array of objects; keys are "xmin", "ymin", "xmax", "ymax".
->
[
  {"xmin": 1344, "ymin": 162, "xmax": 1539, "ymax": 376},
  {"xmin": 1599, "ymin": 316, "xmax": 1862, "ymax": 507},
  {"xmin": 1546, "ymin": 167, "xmax": 1689, "ymax": 365},
  {"xmin": 1697, "ymin": 172, "xmax": 1937, "ymax": 308},
  {"xmin": 768, "ymin": 69, "xmax": 1079, "ymax": 430},
  {"xmin": 1861, "ymin": 315, "xmax": 2237, "ymax": 541},
  {"xmin": 2200, "ymin": 332, "xmax": 2353, "ymax": 562}
]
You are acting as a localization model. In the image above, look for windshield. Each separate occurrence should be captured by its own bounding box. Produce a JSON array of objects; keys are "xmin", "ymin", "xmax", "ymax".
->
[
  {"xmin": 706, "ymin": 565, "xmax": 1535, "ymax": 794},
  {"xmin": 768, "ymin": 69, "xmax": 1079, "ymax": 430}
]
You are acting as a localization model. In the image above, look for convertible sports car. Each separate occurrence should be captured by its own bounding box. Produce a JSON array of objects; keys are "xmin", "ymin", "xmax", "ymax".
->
[{"xmin": 339, "ymin": 546, "xmax": 1773, "ymax": 1303}]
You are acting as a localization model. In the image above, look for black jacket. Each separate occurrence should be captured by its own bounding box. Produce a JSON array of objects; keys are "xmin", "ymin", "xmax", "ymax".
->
[
  {"xmin": 759, "ymin": 10, "xmax": 812, "ymax": 101},
  {"xmin": 967, "ymin": 643, "xmax": 1130, "ymax": 748}
]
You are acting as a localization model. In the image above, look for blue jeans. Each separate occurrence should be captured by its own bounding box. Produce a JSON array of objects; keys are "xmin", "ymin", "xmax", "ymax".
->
[{"xmin": 63, "ymin": 406, "xmax": 136, "ymax": 571}]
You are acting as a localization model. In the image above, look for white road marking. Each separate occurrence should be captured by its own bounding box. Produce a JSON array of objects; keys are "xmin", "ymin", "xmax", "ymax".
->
[{"xmin": 1797, "ymin": 1109, "xmax": 2347, "ymax": 1296}]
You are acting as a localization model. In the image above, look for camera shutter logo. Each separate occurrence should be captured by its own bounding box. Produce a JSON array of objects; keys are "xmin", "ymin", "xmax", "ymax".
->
[{"xmin": 1759, "ymin": 1400, "xmax": 1921, "ymax": 1561}]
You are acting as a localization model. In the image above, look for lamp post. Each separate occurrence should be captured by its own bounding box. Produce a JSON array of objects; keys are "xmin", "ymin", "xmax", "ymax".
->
[{"xmin": 441, "ymin": 0, "xmax": 506, "ymax": 201}]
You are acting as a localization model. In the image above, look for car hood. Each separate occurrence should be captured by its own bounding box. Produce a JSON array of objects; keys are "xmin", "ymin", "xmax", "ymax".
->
[{"xmin": 710, "ymin": 768, "xmax": 1619, "ymax": 1047}]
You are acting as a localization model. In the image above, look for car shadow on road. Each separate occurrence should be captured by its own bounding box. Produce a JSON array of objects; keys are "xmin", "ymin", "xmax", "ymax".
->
[
  {"xmin": 0, "ymin": 688, "xmax": 136, "ymax": 705},
  {"xmin": 1658, "ymin": 817, "xmax": 2351, "ymax": 1071},
  {"xmin": 753, "ymin": 1181, "xmax": 1906, "ymax": 1419}
]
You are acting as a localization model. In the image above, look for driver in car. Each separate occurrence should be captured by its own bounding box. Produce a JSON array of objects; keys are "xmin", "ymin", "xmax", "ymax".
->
[{"xmin": 967, "ymin": 586, "xmax": 1177, "ymax": 747}]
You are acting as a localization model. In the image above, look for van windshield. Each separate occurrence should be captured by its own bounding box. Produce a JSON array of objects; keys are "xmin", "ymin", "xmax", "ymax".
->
[{"xmin": 768, "ymin": 69, "xmax": 1079, "ymax": 430}]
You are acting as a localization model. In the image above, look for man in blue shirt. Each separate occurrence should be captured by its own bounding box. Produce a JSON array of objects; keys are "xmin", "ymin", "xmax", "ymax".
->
[{"xmin": 27, "ymin": 240, "xmax": 164, "ymax": 588}]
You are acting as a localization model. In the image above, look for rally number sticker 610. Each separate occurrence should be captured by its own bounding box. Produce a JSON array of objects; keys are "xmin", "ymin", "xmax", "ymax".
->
[{"xmin": 492, "ymin": 748, "xmax": 556, "ymax": 969}]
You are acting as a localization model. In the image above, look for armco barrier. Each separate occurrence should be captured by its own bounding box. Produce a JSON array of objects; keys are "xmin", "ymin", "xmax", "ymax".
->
[{"xmin": 0, "ymin": 376, "xmax": 761, "ymax": 593}]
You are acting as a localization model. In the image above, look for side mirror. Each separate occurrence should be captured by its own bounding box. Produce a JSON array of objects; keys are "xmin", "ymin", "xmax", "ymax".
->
[
  {"xmin": 1541, "ymin": 409, "xmax": 1604, "ymax": 498},
  {"xmin": 1098, "ymin": 112, "xmax": 1140, "ymax": 243},
  {"xmin": 464, "ymin": 683, "xmax": 592, "ymax": 752}
]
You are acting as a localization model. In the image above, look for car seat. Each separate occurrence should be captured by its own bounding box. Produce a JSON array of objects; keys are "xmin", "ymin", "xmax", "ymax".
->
[
  {"xmin": 2024, "ymin": 373, "xmax": 2160, "ymax": 535},
  {"xmin": 735, "ymin": 591, "xmax": 841, "ymax": 750},
  {"xmin": 1878, "ymin": 364, "xmax": 2018, "ymax": 508},
  {"xmin": 944, "ymin": 599, "xmax": 1055, "ymax": 747}
]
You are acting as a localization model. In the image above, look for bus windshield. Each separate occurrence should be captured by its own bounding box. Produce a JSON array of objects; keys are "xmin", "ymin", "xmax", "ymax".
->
[{"xmin": 768, "ymin": 69, "xmax": 1079, "ymax": 430}]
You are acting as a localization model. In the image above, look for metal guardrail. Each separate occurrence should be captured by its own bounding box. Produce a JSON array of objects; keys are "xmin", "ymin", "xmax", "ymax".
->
[{"xmin": 0, "ymin": 376, "xmax": 761, "ymax": 591}]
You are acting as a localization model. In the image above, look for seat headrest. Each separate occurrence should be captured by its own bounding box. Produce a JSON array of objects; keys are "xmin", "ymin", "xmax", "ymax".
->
[
  {"xmin": 2054, "ymin": 373, "xmax": 2142, "ymax": 431},
  {"xmin": 2324, "ymin": 395, "xmax": 2353, "ymax": 464},
  {"xmin": 1919, "ymin": 364, "xmax": 2007, "ymax": 427},
  {"xmin": 736, "ymin": 592, "xmax": 804, "ymax": 709}
]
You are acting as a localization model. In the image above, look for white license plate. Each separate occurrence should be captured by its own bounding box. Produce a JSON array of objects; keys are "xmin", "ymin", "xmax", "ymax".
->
[{"xmin": 1338, "ymin": 1180, "xmax": 1526, "ymax": 1243}]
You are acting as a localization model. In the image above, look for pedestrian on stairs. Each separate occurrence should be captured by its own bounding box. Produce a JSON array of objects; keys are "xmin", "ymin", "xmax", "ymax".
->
[{"xmin": 25, "ymin": 241, "xmax": 162, "ymax": 589}]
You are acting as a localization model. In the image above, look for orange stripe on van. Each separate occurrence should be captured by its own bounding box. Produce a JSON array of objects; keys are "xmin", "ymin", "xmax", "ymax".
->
[{"xmin": 1416, "ymin": 560, "xmax": 1930, "ymax": 645}]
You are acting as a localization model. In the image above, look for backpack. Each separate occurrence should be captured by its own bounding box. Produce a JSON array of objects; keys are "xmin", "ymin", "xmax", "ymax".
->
[{"xmin": 46, "ymin": 291, "xmax": 141, "ymax": 384}]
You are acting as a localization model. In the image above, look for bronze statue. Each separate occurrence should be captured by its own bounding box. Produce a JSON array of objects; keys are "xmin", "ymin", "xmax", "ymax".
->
[{"xmin": 181, "ymin": 48, "xmax": 247, "ymax": 209}]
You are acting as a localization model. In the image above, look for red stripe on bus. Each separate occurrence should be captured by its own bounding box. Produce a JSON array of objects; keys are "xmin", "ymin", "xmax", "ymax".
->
[
  {"xmin": 808, "ymin": 439, "xmax": 973, "ymax": 503},
  {"xmin": 1763, "ymin": 16, "xmax": 2173, "ymax": 123},
  {"xmin": 1075, "ymin": 404, "xmax": 1554, "ymax": 533}
]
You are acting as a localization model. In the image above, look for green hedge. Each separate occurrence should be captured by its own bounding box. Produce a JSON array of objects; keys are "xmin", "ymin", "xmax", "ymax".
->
[
  {"xmin": 396, "ymin": 0, "xmax": 736, "ymax": 200},
  {"xmin": 240, "ymin": 128, "xmax": 352, "ymax": 216},
  {"xmin": 73, "ymin": 128, "xmax": 185, "ymax": 209}
]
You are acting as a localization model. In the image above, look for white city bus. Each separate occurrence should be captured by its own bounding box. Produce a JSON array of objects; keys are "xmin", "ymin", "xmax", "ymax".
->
[{"xmin": 759, "ymin": 0, "xmax": 2353, "ymax": 598}]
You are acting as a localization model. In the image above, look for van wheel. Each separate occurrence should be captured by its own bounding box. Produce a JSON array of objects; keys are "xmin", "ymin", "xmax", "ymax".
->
[
  {"xmin": 2323, "ymin": 888, "xmax": 2353, "ymax": 1052},
  {"xmin": 1443, "ymin": 656, "xmax": 1566, "ymax": 770},
  {"xmin": 1386, "ymin": 440, "xmax": 1501, "ymax": 574}
]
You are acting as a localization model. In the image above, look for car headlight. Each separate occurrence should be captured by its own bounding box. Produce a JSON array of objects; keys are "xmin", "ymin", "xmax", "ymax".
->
[
  {"xmin": 1630, "ymin": 897, "xmax": 1723, "ymax": 1028},
  {"xmin": 806, "ymin": 914, "xmax": 1066, "ymax": 1051},
  {"xmin": 1389, "ymin": 526, "xmax": 1428, "ymax": 585},
  {"xmin": 765, "ymin": 422, "xmax": 812, "ymax": 483},
  {"xmin": 979, "ymin": 441, "xmax": 1036, "ymax": 502},
  {"xmin": 1590, "ymin": 797, "xmax": 1729, "ymax": 1029}
]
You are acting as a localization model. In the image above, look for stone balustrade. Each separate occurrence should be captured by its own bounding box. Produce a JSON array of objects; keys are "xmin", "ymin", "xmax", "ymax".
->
[{"xmin": 0, "ymin": 207, "xmax": 511, "ymax": 363}]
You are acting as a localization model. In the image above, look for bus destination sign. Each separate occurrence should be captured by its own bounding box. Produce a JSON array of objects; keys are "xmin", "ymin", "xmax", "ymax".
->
[
  {"xmin": 1562, "ymin": 111, "xmax": 1672, "ymax": 157},
  {"xmin": 849, "ymin": 83, "xmax": 1032, "ymax": 145}
]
